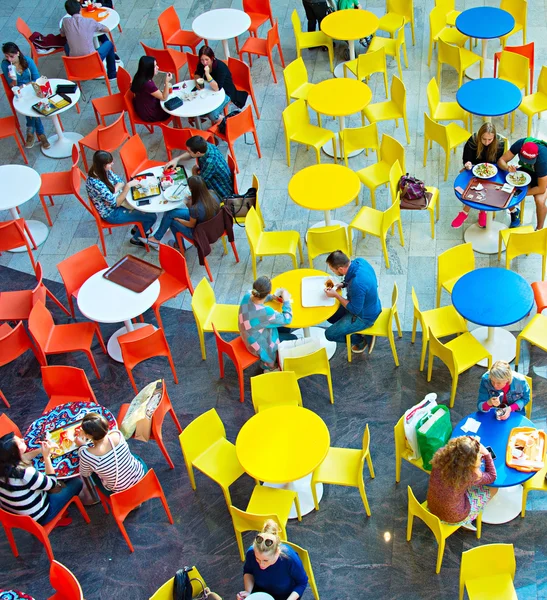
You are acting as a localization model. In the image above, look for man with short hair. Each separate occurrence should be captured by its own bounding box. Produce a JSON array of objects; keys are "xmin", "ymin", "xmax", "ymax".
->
[{"xmin": 324, "ymin": 250, "xmax": 381, "ymax": 354}]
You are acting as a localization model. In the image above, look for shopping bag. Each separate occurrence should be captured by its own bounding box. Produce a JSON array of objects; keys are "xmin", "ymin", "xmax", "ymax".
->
[
  {"xmin": 277, "ymin": 337, "xmax": 321, "ymax": 369},
  {"xmin": 403, "ymin": 393, "xmax": 437, "ymax": 460},
  {"xmin": 120, "ymin": 379, "xmax": 163, "ymax": 441},
  {"xmin": 416, "ymin": 405, "xmax": 452, "ymax": 471}
]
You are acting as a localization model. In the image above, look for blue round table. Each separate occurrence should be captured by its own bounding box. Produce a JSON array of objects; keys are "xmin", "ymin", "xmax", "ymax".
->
[
  {"xmin": 452, "ymin": 410, "xmax": 535, "ymax": 523},
  {"xmin": 452, "ymin": 267, "xmax": 534, "ymax": 365},
  {"xmin": 456, "ymin": 79, "xmax": 522, "ymax": 119},
  {"xmin": 456, "ymin": 8, "xmax": 515, "ymax": 79}
]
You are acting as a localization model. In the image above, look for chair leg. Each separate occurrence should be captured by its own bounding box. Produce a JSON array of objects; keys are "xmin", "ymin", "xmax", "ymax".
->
[
  {"xmin": 358, "ymin": 481, "xmax": 371, "ymax": 517},
  {"xmin": 435, "ymin": 538, "xmax": 446, "ymax": 574},
  {"xmin": 366, "ymin": 452, "xmax": 375, "ymax": 478},
  {"xmin": 346, "ymin": 334, "xmax": 352, "ymax": 363},
  {"xmin": 94, "ymin": 324, "xmax": 107, "ymax": 354},
  {"xmin": 166, "ymin": 349, "xmax": 179, "ymax": 384},
  {"xmin": 311, "ymin": 480, "xmax": 320, "ymax": 510},
  {"xmin": 0, "ymin": 390, "xmax": 10, "ymax": 408},
  {"xmin": 326, "ymin": 372, "xmax": 334, "ymax": 404},
  {"xmin": 204, "ymin": 258, "xmax": 214, "ymax": 282},
  {"xmin": 12, "ymin": 133, "xmax": 28, "ymax": 164},
  {"xmin": 406, "ymin": 512, "xmax": 414, "ymax": 541},
  {"xmin": 237, "ymin": 365, "xmax": 245, "ymax": 403},
  {"xmin": 126, "ymin": 367, "xmax": 139, "ymax": 394},
  {"xmin": 114, "ymin": 516, "xmax": 135, "ymax": 553},
  {"xmin": 46, "ymin": 288, "xmax": 71, "ymax": 316},
  {"xmin": 85, "ymin": 350, "xmax": 101, "ymax": 380},
  {"xmin": 38, "ymin": 195, "xmax": 53, "ymax": 226},
  {"xmin": 449, "ymin": 373, "xmax": 459, "ymax": 408},
  {"xmin": 3, "ymin": 526, "xmax": 19, "ymax": 557},
  {"xmin": 521, "ymin": 486, "xmax": 530, "ymax": 517}
]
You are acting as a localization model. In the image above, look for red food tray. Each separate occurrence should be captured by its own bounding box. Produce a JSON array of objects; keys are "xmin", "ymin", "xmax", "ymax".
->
[
  {"xmin": 462, "ymin": 177, "xmax": 515, "ymax": 209},
  {"xmin": 103, "ymin": 255, "xmax": 163, "ymax": 293}
]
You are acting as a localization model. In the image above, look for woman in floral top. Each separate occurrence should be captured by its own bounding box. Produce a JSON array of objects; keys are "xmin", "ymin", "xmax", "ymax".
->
[{"xmin": 86, "ymin": 151, "xmax": 156, "ymax": 247}]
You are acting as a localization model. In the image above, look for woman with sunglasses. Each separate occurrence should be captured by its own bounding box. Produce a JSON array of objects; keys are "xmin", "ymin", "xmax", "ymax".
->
[{"xmin": 238, "ymin": 520, "xmax": 308, "ymax": 600}]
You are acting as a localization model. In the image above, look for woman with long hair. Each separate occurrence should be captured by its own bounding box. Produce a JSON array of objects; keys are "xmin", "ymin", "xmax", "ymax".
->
[
  {"xmin": 131, "ymin": 56, "xmax": 172, "ymax": 122},
  {"xmin": 85, "ymin": 150, "xmax": 156, "ymax": 247}
]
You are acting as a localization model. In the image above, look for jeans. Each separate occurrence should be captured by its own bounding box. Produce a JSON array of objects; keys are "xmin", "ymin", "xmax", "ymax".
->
[
  {"xmin": 25, "ymin": 116, "xmax": 44, "ymax": 135},
  {"xmin": 302, "ymin": 1, "xmax": 329, "ymax": 32},
  {"xmin": 97, "ymin": 40, "xmax": 117, "ymax": 80},
  {"xmin": 154, "ymin": 207, "xmax": 190, "ymax": 241},
  {"xmin": 208, "ymin": 95, "xmax": 231, "ymax": 122},
  {"xmin": 170, "ymin": 216, "xmax": 195, "ymax": 242},
  {"xmin": 104, "ymin": 207, "xmax": 156, "ymax": 240},
  {"xmin": 90, "ymin": 454, "xmax": 148, "ymax": 496},
  {"xmin": 38, "ymin": 477, "xmax": 83, "ymax": 525},
  {"xmin": 325, "ymin": 305, "xmax": 376, "ymax": 346}
]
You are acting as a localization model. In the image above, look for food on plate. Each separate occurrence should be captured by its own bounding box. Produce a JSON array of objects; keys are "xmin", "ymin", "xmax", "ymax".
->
[
  {"xmin": 507, "ymin": 171, "xmax": 529, "ymax": 187},
  {"xmin": 473, "ymin": 163, "xmax": 497, "ymax": 178},
  {"xmin": 325, "ymin": 278, "xmax": 335, "ymax": 290}
]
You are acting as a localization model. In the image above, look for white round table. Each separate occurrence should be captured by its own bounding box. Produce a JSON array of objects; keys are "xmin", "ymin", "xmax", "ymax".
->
[
  {"xmin": 161, "ymin": 80, "xmax": 226, "ymax": 130},
  {"xmin": 60, "ymin": 8, "xmax": 120, "ymax": 49},
  {"xmin": 247, "ymin": 594, "xmax": 274, "ymax": 600},
  {"xmin": 0, "ymin": 165, "xmax": 48, "ymax": 251},
  {"xmin": 192, "ymin": 9, "xmax": 251, "ymax": 59},
  {"xmin": 13, "ymin": 78, "xmax": 81, "ymax": 159},
  {"xmin": 77, "ymin": 268, "xmax": 160, "ymax": 362}
]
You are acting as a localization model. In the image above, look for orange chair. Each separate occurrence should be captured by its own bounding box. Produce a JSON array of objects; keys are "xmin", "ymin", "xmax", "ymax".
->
[
  {"xmin": 41, "ymin": 365, "xmax": 97, "ymax": 413},
  {"xmin": 120, "ymin": 134, "xmax": 164, "ymax": 179},
  {"xmin": 0, "ymin": 414, "xmax": 22, "ymax": 437},
  {"xmin": 1, "ymin": 74, "xmax": 24, "ymax": 139},
  {"xmin": 228, "ymin": 57, "xmax": 261, "ymax": 120},
  {"xmin": 95, "ymin": 469, "xmax": 173, "ymax": 553},
  {"xmin": 494, "ymin": 42, "xmax": 535, "ymax": 93},
  {"xmin": 62, "ymin": 52, "xmax": 113, "ymax": 97},
  {"xmin": 160, "ymin": 124, "xmax": 214, "ymax": 161},
  {"xmin": 116, "ymin": 380, "xmax": 182, "ymax": 469},
  {"xmin": 243, "ymin": 0, "xmax": 274, "ymax": 36},
  {"xmin": 92, "ymin": 66, "xmax": 132, "ymax": 126},
  {"xmin": 123, "ymin": 88, "xmax": 175, "ymax": 135},
  {"xmin": 118, "ymin": 324, "xmax": 178, "ymax": 393},
  {"xmin": 0, "ymin": 496, "xmax": 90, "ymax": 562},
  {"xmin": 78, "ymin": 112, "xmax": 130, "ymax": 171},
  {"xmin": 186, "ymin": 52, "xmax": 200, "ymax": 79},
  {"xmin": 532, "ymin": 280, "xmax": 547, "ymax": 314},
  {"xmin": 0, "ymin": 218, "xmax": 37, "ymax": 260},
  {"xmin": 0, "ymin": 261, "xmax": 46, "ymax": 322},
  {"xmin": 140, "ymin": 42, "xmax": 187, "ymax": 82},
  {"xmin": 16, "ymin": 17, "xmax": 64, "ymax": 67},
  {"xmin": 158, "ymin": 6, "xmax": 206, "ymax": 53},
  {"xmin": 212, "ymin": 324, "xmax": 260, "ymax": 403},
  {"xmin": 28, "ymin": 301, "xmax": 107, "ymax": 379},
  {"xmin": 48, "ymin": 560, "xmax": 84, "ymax": 600},
  {"xmin": 227, "ymin": 153, "xmax": 239, "ymax": 194},
  {"xmin": 0, "ymin": 116, "xmax": 27, "ymax": 164},
  {"xmin": 208, "ymin": 106, "xmax": 261, "ymax": 173},
  {"xmin": 238, "ymin": 21, "xmax": 285, "ymax": 83}
]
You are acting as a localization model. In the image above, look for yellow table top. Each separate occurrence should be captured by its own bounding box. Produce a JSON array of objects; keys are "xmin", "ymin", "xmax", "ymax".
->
[
  {"xmin": 307, "ymin": 78, "xmax": 372, "ymax": 117},
  {"xmin": 269, "ymin": 268, "xmax": 338, "ymax": 329},
  {"xmin": 321, "ymin": 9, "xmax": 379, "ymax": 41},
  {"xmin": 236, "ymin": 406, "xmax": 331, "ymax": 483},
  {"xmin": 288, "ymin": 164, "xmax": 361, "ymax": 211}
]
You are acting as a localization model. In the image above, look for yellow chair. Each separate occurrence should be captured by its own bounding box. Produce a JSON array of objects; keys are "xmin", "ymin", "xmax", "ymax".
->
[
  {"xmin": 282, "ymin": 99, "xmax": 337, "ymax": 167},
  {"xmin": 524, "ymin": 374, "xmax": 533, "ymax": 420},
  {"xmin": 179, "ymin": 408, "xmax": 246, "ymax": 508},
  {"xmin": 283, "ymin": 347, "xmax": 334, "ymax": 404},
  {"xmin": 498, "ymin": 227, "xmax": 547, "ymax": 280},
  {"xmin": 343, "ymin": 48, "xmax": 389, "ymax": 98},
  {"xmin": 250, "ymin": 371, "xmax": 303, "ymax": 413},
  {"xmin": 436, "ymin": 242, "xmax": 475, "ymax": 307},
  {"xmin": 283, "ymin": 57, "xmax": 322, "ymax": 126},
  {"xmin": 378, "ymin": 0, "xmax": 416, "ymax": 45},
  {"xmin": 427, "ymin": 329, "xmax": 492, "ymax": 408},
  {"xmin": 149, "ymin": 567, "xmax": 207, "ymax": 599},
  {"xmin": 426, "ymin": 77, "xmax": 469, "ymax": 130},
  {"xmin": 424, "ymin": 112, "xmax": 469, "ymax": 181},
  {"xmin": 311, "ymin": 424, "xmax": 375, "ymax": 516},
  {"xmin": 500, "ymin": 0, "xmax": 527, "ymax": 47},
  {"xmin": 191, "ymin": 278, "xmax": 239, "ymax": 360},
  {"xmin": 357, "ymin": 133, "xmax": 405, "ymax": 209},
  {"xmin": 345, "ymin": 282, "xmax": 402, "ymax": 364},
  {"xmin": 394, "ymin": 415, "xmax": 430, "ymax": 483},
  {"xmin": 428, "ymin": 7, "xmax": 468, "ymax": 66},
  {"xmin": 245, "ymin": 207, "xmax": 303, "ymax": 280},
  {"xmin": 411, "ymin": 287, "xmax": 467, "ymax": 372},
  {"xmin": 460, "ymin": 544, "xmax": 517, "ymax": 600},
  {"xmin": 519, "ymin": 65, "xmax": 547, "ymax": 137},
  {"xmin": 362, "ymin": 75, "xmax": 410, "ymax": 145},
  {"xmin": 307, "ymin": 225, "xmax": 350, "ymax": 269},
  {"xmin": 233, "ymin": 173, "xmax": 265, "ymax": 228},
  {"xmin": 368, "ymin": 19, "xmax": 408, "ymax": 80},
  {"xmin": 407, "ymin": 486, "xmax": 482, "ymax": 574},
  {"xmin": 339, "ymin": 123, "xmax": 379, "ymax": 169},
  {"xmin": 283, "ymin": 541, "xmax": 320, "ymax": 600},
  {"xmin": 515, "ymin": 313, "xmax": 547, "ymax": 369},
  {"xmin": 498, "ymin": 51, "xmax": 530, "ymax": 132},
  {"xmin": 434, "ymin": 0, "xmax": 461, "ymax": 28},
  {"xmin": 291, "ymin": 9, "xmax": 334, "ymax": 72},
  {"xmin": 522, "ymin": 462, "xmax": 547, "ymax": 518},
  {"xmin": 437, "ymin": 38, "xmax": 482, "ymax": 88}
]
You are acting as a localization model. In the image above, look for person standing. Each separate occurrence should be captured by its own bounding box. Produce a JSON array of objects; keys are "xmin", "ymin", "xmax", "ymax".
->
[{"xmin": 302, "ymin": 0, "xmax": 329, "ymax": 35}]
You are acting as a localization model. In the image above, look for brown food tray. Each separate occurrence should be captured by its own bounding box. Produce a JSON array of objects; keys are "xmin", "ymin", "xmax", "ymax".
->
[
  {"xmin": 103, "ymin": 255, "xmax": 163, "ymax": 293},
  {"xmin": 462, "ymin": 177, "xmax": 515, "ymax": 209}
]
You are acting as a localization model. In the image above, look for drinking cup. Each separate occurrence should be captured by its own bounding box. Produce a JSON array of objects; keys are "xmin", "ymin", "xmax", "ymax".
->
[{"xmin": 196, "ymin": 77, "xmax": 205, "ymax": 90}]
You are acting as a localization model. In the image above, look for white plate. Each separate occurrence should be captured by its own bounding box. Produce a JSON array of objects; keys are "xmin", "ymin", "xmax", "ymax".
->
[
  {"xmin": 472, "ymin": 163, "xmax": 498, "ymax": 179},
  {"xmin": 162, "ymin": 184, "xmax": 188, "ymax": 202},
  {"xmin": 301, "ymin": 276, "xmax": 336, "ymax": 308},
  {"xmin": 506, "ymin": 171, "xmax": 531, "ymax": 187}
]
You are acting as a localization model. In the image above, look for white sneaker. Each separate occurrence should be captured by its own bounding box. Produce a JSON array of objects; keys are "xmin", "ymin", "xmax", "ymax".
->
[{"xmin": 461, "ymin": 522, "xmax": 477, "ymax": 531}]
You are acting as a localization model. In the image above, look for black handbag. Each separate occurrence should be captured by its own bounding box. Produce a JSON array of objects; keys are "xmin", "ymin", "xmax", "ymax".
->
[
  {"xmin": 217, "ymin": 109, "xmax": 241, "ymax": 135},
  {"xmin": 164, "ymin": 96, "xmax": 183, "ymax": 111},
  {"xmin": 222, "ymin": 187, "xmax": 257, "ymax": 225}
]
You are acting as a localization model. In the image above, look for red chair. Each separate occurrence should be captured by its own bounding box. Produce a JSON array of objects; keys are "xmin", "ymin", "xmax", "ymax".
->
[
  {"xmin": 119, "ymin": 325, "xmax": 178, "ymax": 393},
  {"xmin": 532, "ymin": 280, "xmax": 547, "ymax": 314},
  {"xmin": 494, "ymin": 42, "xmax": 535, "ymax": 93},
  {"xmin": 48, "ymin": 560, "xmax": 84, "ymax": 600},
  {"xmin": 120, "ymin": 134, "xmax": 164, "ymax": 179},
  {"xmin": 186, "ymin": 52, "xmax": 200, "ymax": 79},
  {"xmin": 239, "ymin": 21, "xmax": 285, "ymax": 84},
  {"xmin": 140, "ymin": 42, "xmax": 187, "ymax": 82},
  {"xmin": 91, "ymin": 66, "xmax": 132, "ymax": 126},
  {"xmin": 28, "ymin": 301, "xmax": 107, "ymax": 379},
  {"xmin": 1, "ymin": 74, "xmax": 24, "ymax": 139},
  {"xmin": 78, "ymin": 112, "xmax": 130, "ymax": 171},
  {"xmin": 116, "ymin": 380, "xmax": 182, "ymax": 469},
  {"xmin": 62, "ymin": 52, "xmax": 113, "ymax": 97},
  {"xmin": 41, "ymin": 365, "xmax": 97, "ymax": 413},
  {"xmin": 0, "ymin": 116, "xmax": 27, "ymax": 164},
  {"xmin": 95, "ymin": 469, "xmax": 174, "ymax": 553},
  {"xmin": 0, "ymin": 261, "xmax": 47, "ymax": 322},
  {"xmin": 228, "ymin": 56, "xmax": 261, "ymax": 120},
  {"xmin": 227, "ymin": 153, "xmax": 239, "ymax": 194},
  {"xmin": 16, "ymin": 17, "xmax": 64, "ymax": 67},
  {"xmin": 208, "ymin": 105, "xmax": 261, "ymax": 173},
  {"xmin": 243, "ymin": 0, "xmax": 274, "ymax": 36},
  {"xmin": 0, "ymin": 497, "xmax": 90, "ymax": 562},
  {"xmin": 123, "ymin": 89, "xmax": 174, "ymax": 135},
  {"xmin": 212, "ymin": 324, "xmax": 259, "ymax": 403},
  {"xmin": 0, "ymin": 414, "xmax": 22, "ymax": 437},
  {"xmin": 158, "ymin": 6, "xmax": 206, "ymax": 53},
  {"xmin": 160, "ymin": 124, "xmax": 214, "ymax": 161}
]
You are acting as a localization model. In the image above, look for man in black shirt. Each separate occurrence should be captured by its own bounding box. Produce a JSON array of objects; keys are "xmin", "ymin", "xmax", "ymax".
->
[{"xmin": 302, "ymin": 0, "xmax": 330, "ymax": 33}]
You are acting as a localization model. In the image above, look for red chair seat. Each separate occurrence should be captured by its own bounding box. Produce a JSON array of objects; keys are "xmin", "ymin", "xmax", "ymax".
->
[
  {"xmin": 47, "ymin": 323, "xmax": 100, "ymax": 354},
  {"xmin": 0, "ymin": 291, "xmax": 33, "ymax": 321},
  {"xmin": 240, "ymin": 37, "xmax": 268, "ymax": 55},
  {"xmin": 231, "ymin": 337, "xmax": 261, "ymax": 369},
  {"xmin": 40, "ymin": 171, "xmax": 74, "ymax": 196},
  {"xmin": 167, "ymin": 30, "xmax": 203, "ymax": 48}
]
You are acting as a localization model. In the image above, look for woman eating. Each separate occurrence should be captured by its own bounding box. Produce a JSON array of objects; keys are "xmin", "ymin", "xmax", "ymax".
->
[
  {"xmin": 477, "ymin": 360, "xmax": 530, "ymax": 419},
  {"xmin": 131, "ymin": 56, "xmax": 172, "ymax": 123}
]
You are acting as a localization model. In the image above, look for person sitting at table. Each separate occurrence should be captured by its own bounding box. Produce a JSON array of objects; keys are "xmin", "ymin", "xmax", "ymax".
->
[
  {"xmin": 477, "ymin": 360, "xmax": 530, "ymax": 420},
  {"xmin": 451, "ymin": 123, "xmax": 505, "ymax": 230},
  {"xmin": 237, "ymin": 519, "xmax": 308, "ymax": 600},
  {"xmin": 130, "ymin": 56, "xmax": 172, "ymax": 123},
  {"xmin": 427, "ymin": 436, "xmax": 497, "ymax": 531},
  {"xmin": 164, "ymin": 136, "xmax": 235, "ymax": 200},
  {"xmin": 324, "ymin": 250, "xmax": 381, "ymax": 354},
  {"xmin": 75, "ymin": 413, "xmax": 147, "ymax": 495},
  {"xmin": 1, "ymin": 42, "xmax": 50, "ymax": 150},
  {"xmin": 86, "ymin": 150, "xmax": 156, "ymax": 247},
  {"xmin": 238, "ymin": 276, "xmax": 296, "ymax": 373},
  {"xmin": 336, "ymin": 0, "xmax": 373, "ymax": 50},
  {"xmin": 0, "ymin": 432, "xmax": 82, "ymax": 527},
  {"xmin": 498, "ymin": 138, "xmax": 547, "ymax": 230}
]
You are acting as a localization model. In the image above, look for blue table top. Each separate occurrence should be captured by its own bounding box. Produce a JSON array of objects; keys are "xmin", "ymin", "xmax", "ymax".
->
[
  {"xmin": 454, "ymin": 169, "xmax": 527, "ymax": 212},
  {"xmin": 452, "ymin": 411, "xmax": 536, "ymax": 487},
  {"xmin": 452, "ymin": 267, "xmax": 534, "ymax": 327},
  {"xmin": 456, "ymin": 7, "xmax": 514, "ymax": 39},
  {"xmin": 456, "ymin": 79, "xmax": 522, "ymax": 117}
]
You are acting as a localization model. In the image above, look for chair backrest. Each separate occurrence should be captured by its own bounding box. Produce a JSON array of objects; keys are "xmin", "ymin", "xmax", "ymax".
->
[
  {"xmin": 407, "ymin": 485, "xmax": 443, "ymax": 540},
  {"xmin": 388, "ymin": 160, "xmax": 403, "ymax": 203},
  {"xmin": 282, "ymin": 98, "xmax": 310, "ymax": 137},
  {"xmin": 186, "ymin": 52, "xmax": 200, "ymax": 78},
  {"xmin": 499, "ymin": 51, "xmax": 529, "ymax": 90},
  {"xmin": 251, "ymin": 173, "xmax": 264, "ymax": 226},
  {"xmin": 382, "ymin": 195, "xmax": 402, "ymax": 235},
  {"xmin": 41, "ymin": 365, "xmax": 97, "ymax": 404},
  {"xmin": 28, "ymin": 301, "xmax": 55, "ymax": 359},
  {"xmin": 428, "ymin": 328, "xmax": 456, "ymax": 376},
  {"xmin": 538, "ymin": 65, "xmax": 547, "ymax": 95},
  {"xmin": 141, "ymin": 42, "xmax": 179, "ymax": 74},
  {"xmin": 426, "ymin": 77, "xmax": 440, "ymax": 115},
  {"xmin": 1, "ymin": 74, "xmax": 18, "ymax": 120},
  {"xmin": 15, "ymin": 17, "xmax": 39, "ymax": 64},
  {"xmin": 211, "ymin": 323, "xmax": 238, "ymax": 365},
  {"xmin": 359, "ymin": 424, "xmax": 372, "ymax": 472},
  {"xmin": 109, "ymin": 469, "xmax": 164, "ymax": 521},
  {"xmin": 437, "ymin": 242, "xmax": 475, "ymax": 289},
  {"xmin": 191, "ymin": 278, "xmax": 216, "ymax": 328},
  {"xmin": 0, "ymin": 220, "xmax": 35, "ymax": 263},
  {"xmin": 424, "ymin": 112, "xmax": 448, "ymax": 147},
  {"xmin": 394, "ymin": 18, "xmax": 407, "ymax": 49},
  {"xmin": 391, "ymin": 75, "xmax": 406, "ymax": 114},
  {"xmin": 283, "ymin": 57, "xmax": 308, "ymax": 102},
  {"xmin": 266, "ymin": 21, "xmax": 280, "ymax": 52},
  {"xmin": 229, "ymin": 505, "xmax": 285, "ymax": 538},
  {"xmin": 62, "ymin": 52, "xmax": 107, "ymax": 82},
  {"xmin": 438, "ymin": 39, "xmax": 461, "ymax": 71},
  {"xmin": 507, "ymin": 228, "xmax": 547, "ymax": 262},
  {"xmin": 97, "ymin": 111, "xmax": 130, "ymax": 150},
  {"xmin": 161, "ymin": 124, "xmax": 211, "ymax": 155},
  {"xmin": 158, "ymin": 242, "xmax": 193, "ymax": 292},
  {"xmin": 283, "ymin": 347, "xmax": 330, "ymax": 381},
  {"xmin": 227, "ymin": 153, "xmax": 238, "ymax": 193},
  {"xmin": 307, "ymin": 226, "xmax": 349, "ymax": 264},
  {"xmin": 380, "ymin": 133, "xmax": 406, "ymax": 171},
  {"xmin": 228, "ymin": 57, "xmax": 254, "ymax": 96},
  {"xmin": 243, "ymin": 0, "xmax": 273, "ymax": 20},
  {"xmin": 119, "ymin": 325, "xmax": 168, "ymax": 368},
  {"xmin": 282, "ymin": 541, "xmax": 320, "ymax": 600},
  {"xmin": 389, "ymin": 281, "xmax": 399, "ymax": 313},
  {"xmin": 387, "ymin": 0, "xmax": 413, "ymax": 19},
  {"xmin": 244, "ymin": 206, "xmax": 263, "ymax": 252},
  {"xmin": 429, "ymin": 7, "xmax": 448, "ymax": 40},
  {"xmin": 57, "ymin": 244, "xmax": 108, "ymax": 300},
  {"xmin": 0, "ymin": 505, "xmax": 53, "ymax": 560},
  {"xmin": 31, "ymin": 262, "xmax": 47, "ymax": 308},
  {"xmin": 179, "ymin": 408, "xmax": 226, "ymax": 464},
  {"xmin": 340, "ymin": 123, "xmax": 379, "ymax": 165},
  {"xmin": 250, "ymin": 371, "xmax": 302, "ymax": 412},
  {"xmin": 158, "ymin": 6, "xmax": 181, "ymax": 48},
  {"xmin": 225, "ymin": 105, "xmax": 256, "ymax": 142},
  {"xmin": 394, "ymin": 414, "xmax": 407, "ymax": 459},
  {"xmin": 460, "ymin": 544, "xmax": 516, "ymax": 596},
  {"xmin": 149, "ymin": 567, "xmax": 207, "ymax": 600},
  {"xmin": 411, "ymin": 287, "xmax": 426, "ymax": 332},
  {"xmin": 0, "ymin": 321, "xmax": 36, "ymax": 368},
  {"xmin": 50, "ymin": 560, "xmax": 84, "ymax": 599},
  {"xmin": 357, "ymin": 47, "xmax": 387, "ymax": 80},
  {"xmin": 500, "ymin": 0, "xmax": 527, "ymax": 25},
  {"xmin": 0, "ymin": 413, "xmax": 22, "ymax": 438},
  {"xmin": 116, "ymin": 65, "xmax": 132, "ymax": 96},
  {"xmin": 120, "ymin": 134, "xmax": 147, "ymax": 179},
  {"xmin": 291, "ymin": 9, "xmax": 303, "ymax": 37}
]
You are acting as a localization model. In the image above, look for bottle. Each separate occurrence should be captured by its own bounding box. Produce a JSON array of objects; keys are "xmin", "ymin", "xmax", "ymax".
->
[{"xmin": 8, "ymin": 64, "xmax": 16, "ymax": 81}]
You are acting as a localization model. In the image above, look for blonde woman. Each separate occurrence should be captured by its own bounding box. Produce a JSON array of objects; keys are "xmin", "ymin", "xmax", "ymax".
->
[
  {"xmin": 238, "ymin": 520, "xmax": 308, "ymax": 600},
  {"xmin": 477, "ymin": 360, "xmax": 530, "ymax": 420}
]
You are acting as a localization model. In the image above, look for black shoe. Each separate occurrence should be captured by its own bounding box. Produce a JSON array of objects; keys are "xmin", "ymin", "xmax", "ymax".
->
[
  {"xmin": 131, "ymin": 226, "xmax": 137, "ymax": 235},
  {"xmin": 130, "ymin": 238, "xmax": 145, "ymax": 247},
  {"xmin": 509, "ymin": 208, "xmax": 521, "ymax": 228}
]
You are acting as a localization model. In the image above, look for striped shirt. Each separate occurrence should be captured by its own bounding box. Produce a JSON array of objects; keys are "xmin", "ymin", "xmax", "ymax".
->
[
  {"xmin": 78, "ymin": 430, "xmax": 144, "ymax": 492},
  {"xmin": 0, "ymin": 466, "xmax": 57, "ymax": 521}
]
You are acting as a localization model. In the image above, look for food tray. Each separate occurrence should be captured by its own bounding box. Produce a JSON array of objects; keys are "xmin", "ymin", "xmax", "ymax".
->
[
  {"xmin": 131, "ymin": 174, "xmax": 161, "ymax": 201},
  {"xmin": 301, "ymin": 276, "xmax": 336, "ymax": 308},
  {"xmin": 103, "ymin": 255, "xmax": 163, "ymax": 293},
  {"xmin": 462, "ymin": 177, "xmax": 515, "ymax": 209},
  {"xmin": 506, "ymin": 426, "xmax": 546, "ymax": 472},
  {"xmin": 46, "ymin": 420, "xmax": 83, "ymax": 458}
]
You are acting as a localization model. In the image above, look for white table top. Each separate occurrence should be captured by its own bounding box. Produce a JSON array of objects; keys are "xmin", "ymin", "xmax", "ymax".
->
[
  {"xmin": 77, "ymin": 267, "xmax": 160, "ymax": 324},
  {"xmin": 0, "ymin": 165, "xmax": 42, "ymax": 210},
  {"xmin": 247, "ymin": 593, "xmax": 274, "ymax": 600},
  {"xmin": 161, "ymin": 80, "xmax": 226, "ymax": 119},
  {"xmin": 59, "ymin": 8, "xmax": 120, "ymax": 35},
  {"xmin": 192, "ymin": 8, "xmax": 251, "ymax": 41},
  {"xmin": 125, "ymin": 166, "xmax": 187, "ymax": 214},
  {"xmin": 13, "ymin": 78, "xmax": 80, "ymax": 119}
]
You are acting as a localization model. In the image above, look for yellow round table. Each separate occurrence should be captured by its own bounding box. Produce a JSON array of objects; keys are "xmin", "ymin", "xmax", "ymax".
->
[
  {"xmin": 321, "ymin": 9, "xmax": 380, "ymax": 78},
  {"xmin": 236, "ymin": 406, "xmax": 331, "ymax": 516}
]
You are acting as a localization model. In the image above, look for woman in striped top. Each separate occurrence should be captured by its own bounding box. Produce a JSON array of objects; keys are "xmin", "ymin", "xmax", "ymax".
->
[
  {"xmin": 75, "ymin": 413, "xmax": 147, "ymax": 495},
  {"xmin": 0, "ymin": 433, "xmax": 83, "ymax": 526}
]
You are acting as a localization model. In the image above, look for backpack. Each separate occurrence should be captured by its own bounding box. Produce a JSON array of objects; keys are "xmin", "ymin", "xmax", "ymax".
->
[
  {"xmin": 398, "ymin": 173, "xmax": 432, "ymax": 210},
  {"xmin": 173, "ymin": 567, "xmax": 193, "ymax": 600}
]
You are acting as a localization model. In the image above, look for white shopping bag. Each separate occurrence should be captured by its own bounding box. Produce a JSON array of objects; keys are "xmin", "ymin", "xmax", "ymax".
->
[
  {"xmin": 403, "ymin": 393, "xmax": 437, "ymax": 460},
  {"xmin": 277, "ymin": 337, "xmax": 321, "ymax": 369}
]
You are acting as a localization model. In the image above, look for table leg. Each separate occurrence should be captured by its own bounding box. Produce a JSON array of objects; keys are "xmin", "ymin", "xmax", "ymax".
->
[
  {"xmin": 292, "ymin": 326, "xmax": 337, "ymax": 360},
  {"xmin": 81, "ymin": 475, "xmax": 101, "ymax": 506},
  {"xmin": 481, "ymin": 485, "xmax": 524, "ymax": 524},
  {"xmin": 42, "ymin": 113, "xmax": 83, "ymax": 159},
  {"xmin": 107, "ymin": 320, "xmax": 155, "ymax": 362},
  {"xmin": 463, "ymin": 210, "xmax": 507, "ymax": 254},
  {"xmin": 334, "ymin": 38, "xmax": 357, "ymax": 79},
  {"xmin": 470, "ymin": 326, "xmax": 517, "ymax": 367},
  {"xmin": 322, "ymin": 114, "xmax": 363, "ymax": 160},
  {"xmin": 221, "ymin": 39, "xmax": 230, "ymax": 59},
  {"xmin": 264, "ymin": 475, "xmax": 323, "ymax": 518},
  {"xmin": 465, "ymin": 38, "xmax": 490, "ymax": 80},
  {"xmin": 7, "ymin": 205, "xmax": 49, "ymax": 253}
]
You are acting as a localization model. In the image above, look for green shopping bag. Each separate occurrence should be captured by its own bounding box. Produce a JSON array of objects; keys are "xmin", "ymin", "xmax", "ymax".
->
[{"xmin": 416, "ymin": 405, "xmax": 453, "ymax": 471}]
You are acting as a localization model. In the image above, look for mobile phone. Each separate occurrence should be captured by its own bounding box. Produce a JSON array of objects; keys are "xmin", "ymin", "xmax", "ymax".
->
[
  {"xmin": 485, "ymin": 446, "xmax": 497, "ymax": 460},
  {"xmin": 191, "ymin": 86, "xmax": 198, "ymax": 92},
  {"xmin": 137, "ymin": 199, "xmax": 151, "ymax": 206}
]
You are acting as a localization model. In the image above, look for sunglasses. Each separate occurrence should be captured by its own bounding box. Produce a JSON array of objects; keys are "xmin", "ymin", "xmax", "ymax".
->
[{"xmin": 255, "ymin": 535, "xmax": 274, "ymax": 547}]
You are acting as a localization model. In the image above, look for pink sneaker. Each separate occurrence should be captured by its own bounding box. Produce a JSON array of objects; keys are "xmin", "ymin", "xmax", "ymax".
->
[
  {"xmin": 451, "ymin": 211, "xmax": 468, "ymax": 228},
  {"xmin": 478, "ymin": 211, "xmax": 487, "ymax": 228}
]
